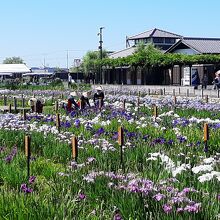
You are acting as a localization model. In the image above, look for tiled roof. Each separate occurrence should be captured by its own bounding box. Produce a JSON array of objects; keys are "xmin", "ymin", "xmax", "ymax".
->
[
  {"xmin": 127, "ymin": 28, "xmax": 182, "ymax": 40},
  {"xmin": 166, "ymin": 37, "xmax": 220, "ymax": 54},
  {"xmin": 109, "ymin": 47, "xmax": 136, "ymax": 59}
]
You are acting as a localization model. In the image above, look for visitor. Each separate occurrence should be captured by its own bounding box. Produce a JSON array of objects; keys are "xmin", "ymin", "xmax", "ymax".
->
[
  {"xmin": 93, "ymin": 86, "xmax": 104, "ymax": 107},
  {"xmin": 212, "ymin": 71, "xmax": 220, "ymax": 90},
  {"xmin": 192, "ymin": 69, "xmax": 200, "ymax": 89},
  {"xmin": 80, "ymin": 92, "xmax": 91, "ymax": 109},
  {"xmin": 28, "ymin": 97, "xmax": 44, "ymax": 113},
  {"xmin": 68, "ymin": 74, "xmax": 72, "ymax": 88},
  {"xmin": 67, "ymin": 92, "xmax": 79, "ymax": 112},
  {"xmin": 201, "ymin": 71, "xmax": 208, "ymax": 89}
]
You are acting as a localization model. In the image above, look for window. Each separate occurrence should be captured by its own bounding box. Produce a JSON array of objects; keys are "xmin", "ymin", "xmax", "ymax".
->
[
  {"xmin": 165, "ymin": 38, "xmax": 175, "ymax": 44},
  {"xmin": 153, "ymin": 37, "xmax": 164, "ymax": 44}
]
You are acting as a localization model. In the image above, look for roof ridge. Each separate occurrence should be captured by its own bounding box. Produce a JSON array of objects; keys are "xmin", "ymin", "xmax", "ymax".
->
[
  {"xmin": 109, "ymin": 46, "xmax": 136, "ymax": 55},
  {"xmin": 155, "ymin": 28, "xmax": 183, "ymax": 37},
  {"xmin": 128, "ymin": 28, "xmax": 155, "ymax": 39},
  {"xmin": 184, "ymin": 37, "xmax": 220, "ymax": 41}
]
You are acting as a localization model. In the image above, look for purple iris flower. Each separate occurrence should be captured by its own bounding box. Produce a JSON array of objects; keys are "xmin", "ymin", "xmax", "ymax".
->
[{"xmin": 29, "ymin": 176, "xmax": 36, "ymax": 184}]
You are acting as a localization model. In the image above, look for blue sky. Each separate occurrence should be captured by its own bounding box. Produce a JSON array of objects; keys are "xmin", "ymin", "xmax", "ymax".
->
[{"xmin": 0, "ymin": 0, "xmax": 219, "ymax": 68}]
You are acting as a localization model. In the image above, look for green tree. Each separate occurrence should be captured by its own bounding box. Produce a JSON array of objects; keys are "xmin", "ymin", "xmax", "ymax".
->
[
  {"xmin": 3, "ymin": 56, "xmax": 24, "ymax": 64},
  {"xmin": 81, "ymin": 50, "xmax": 108, "ymax": 75}
]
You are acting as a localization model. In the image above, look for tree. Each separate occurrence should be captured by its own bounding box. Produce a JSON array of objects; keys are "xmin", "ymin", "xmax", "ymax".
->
[
  {"xmin": 81, "ymin": 50, "xmax": 108, "ymax": 76},
  {"xmin": 3, "ymin": 56, "xmax": 24, "ymax": 64}
]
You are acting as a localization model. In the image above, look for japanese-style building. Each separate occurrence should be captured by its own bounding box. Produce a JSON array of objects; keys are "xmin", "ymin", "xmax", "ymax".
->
[{"xmin": 104, "ymin": 28, "xmax": 220, "ymax": 85}]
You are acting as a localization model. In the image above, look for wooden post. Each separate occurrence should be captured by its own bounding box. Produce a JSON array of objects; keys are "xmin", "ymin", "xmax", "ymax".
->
[
  {"xmin": 71, "ymin": 136, "xmax": 78, "ymax": 162},
  {"xmin": 205, "ymin": 95, "xmax": 208, "ymax": 103},
  {"xmin": 160, "ymin": 89, "xmax": 163, "ymax": 95},
  {"xmin": 173, "ymin": 89, "xmax": 175, "ymax": 96},
  {"xmin": 55, "ymin": 101, "xmax": 59, "ymax": 112},
  {"xmin": 217, "ymin": 89, "xmax": 220, "ymax": 98},
  {"xmin": 153, "ymin": 105, "xmax": 158, "ymax": 118},
  {"xmin": 148, "ymin": 88, "xmax": 150, "ymax": 95},
  {"xmin": 204, "ymin": 123, "xmax": 209, "ymax": 142},
  {"xmin": 56, "ymin": 113, "xmax": 61, "ymax": 132},
  {"xmin": 163, "ymin": 88, "xmax": 166, "ymax": 95},
  {"xmin": 137, "ymin": 97, "xmax": 140, "ymax": 108},
  {"xmin": 9, "ymin": 103, "xmax": 12, "ymax": 113},
  {"xmin": 178, "ymin": 87, "xmax": 181, "ymax": 95},
  {"xmin": 118, "ymin": 126, "xmax": 124, "ymax": 169},
  {"xmin": 201, "ymin": 88, "xmax": 204, "ymax": 98},
  {"xmin": 52, "ymin": 93, "xmax": 54, "ymax": 103},
  {"xmin": 186, "ymin": 89, "xmax": 189, "ymax": 97},
  {"xmin": 14, "ymin": 97, "xmax": 17, "ymax": 112},
  {"xmin": 173, "ymin": 96, "xmax": 177, "ymax": 105},
  {"xmin": 23, "ymin": 109, "xmax": 26, "ymax": 120},
  {"xmin": 25, "ymin": 135, "xmax": 31, "ymax": 179},
  {"xmin": 122, "ymin": 99, "xmax": 125, "ymax": 110},
  {"xmin": 138, "ymin": 91, "xmax": 141, "ymax": 97},
  {"xmin": 3, "ymin": 95, "xmax": 7, "ymax": 106},
  {"xmin": 204, "ymin": 123, "xmax": 209, "ymax": 152},
  {"xmin": 22, "ymin": 94, "xmax": 25, "ymax": 108}
]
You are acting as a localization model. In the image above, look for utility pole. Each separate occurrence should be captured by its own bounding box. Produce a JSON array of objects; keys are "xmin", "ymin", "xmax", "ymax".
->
[{"xmin": 98, "ymin": 27, "xmax": 104, "ymax": 84}]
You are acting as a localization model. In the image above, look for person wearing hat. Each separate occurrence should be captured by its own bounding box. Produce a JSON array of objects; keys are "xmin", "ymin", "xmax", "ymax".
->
[
  {"xmin": 67, "ymin": 91, "xmax": 79, "ymax": 112},
  {"xmin": 93, "ymin": 86, "xmax": 104, "ymax": 107},
  {"xmin": 80, "ymin": 92, "xmax": 91, "ymax": 109},
  {"xmin": 28, "ymin": 97, "xmax": 44, "ymax": 113}
]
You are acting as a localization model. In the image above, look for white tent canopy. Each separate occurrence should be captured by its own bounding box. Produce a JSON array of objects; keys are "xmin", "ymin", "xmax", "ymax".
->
[
  {"xmin": 0, "ymin": 64, "xmax": 31, "ymax": 73},
  {"xmin": 0, "ymin": 72, "xmax": 13, "ymax": 76},
  {"xmin": 22, "ymin": 72, "xmax": 54, "ymax": 77}
]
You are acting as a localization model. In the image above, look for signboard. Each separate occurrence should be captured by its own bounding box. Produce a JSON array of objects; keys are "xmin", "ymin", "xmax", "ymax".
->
[{"xmin": 182, "ymin": 67, "xmax": 190, "ymax": 86}]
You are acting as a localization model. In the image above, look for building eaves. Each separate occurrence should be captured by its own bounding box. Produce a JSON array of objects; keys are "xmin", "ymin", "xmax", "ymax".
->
[{"xmin": 109, "ymin": 47, "xmax": 136, "ymax": 59}]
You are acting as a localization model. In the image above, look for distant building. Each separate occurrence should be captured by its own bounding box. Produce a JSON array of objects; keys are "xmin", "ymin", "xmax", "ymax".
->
[
  {"xmin": 0, "ymin": 64, "xmax": 31, "ymax": 79},
  {"xmin": 106, "ymin": 28, "xmax": 220, "ymax": 86}
]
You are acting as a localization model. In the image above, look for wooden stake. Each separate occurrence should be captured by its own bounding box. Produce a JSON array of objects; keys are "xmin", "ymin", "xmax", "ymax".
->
[
  {"xmin": 118, "ymin": 126, "xmax": 124, "ymax": 146},
  {"xmin": 153, "ymin": 105, "xmax": 158, "ymax": 118},
  {"xmin": 56, "ymin": 113, "xmax": 60, "ymax": 131},
  {"xmin": 118, "ymin": 126, "xmax": 124, "ymax": 170},
  {"xmin": 173, "ymin": 96, "xmax": 177, "ymax": 105},
  {"xmin": 55, "ymin": 101, "xmax": 59, "ymax": 112},
  {"xmin": 71, "ymin": 136, "xmax": 78, "ymax": 161},
  {"xmin": 23, "ymin": 109, "xmax": 26, "ymax": 120},
  {"xmin": 9, "ymin": 103, "xmax": 12, "ymax": 113},
  {"xmin": 122, "ymin": 99, "xmax": 126, "ymax": 110},
  {"xmin": 205, "ymin": 95, "xmax": 208, "ymax": 103},
  {"xmin": 137, "ymin": 97, "xmax": 140, "ymax": 108},
  {"xmin": 14, "ymin": 97, "xmax": 17, "ymax": 112},
  {"xmin": 22, "ymin": 94, "xmax": 25, "ymax": 108},
  {"xmin": 204, "ymin": 123, "xmax": 209, "ymax": 142},
  {"xmin": 25, "ymin": 135, "xmax": 31, "ymax": 178},
  {"xmin": 3, "ymin": 95, "xmax": 7, "ymax": 106}
]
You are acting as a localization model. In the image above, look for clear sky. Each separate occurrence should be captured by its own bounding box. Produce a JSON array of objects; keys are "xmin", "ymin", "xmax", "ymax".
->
[{"xmin": 0, "ymin": 0, "xmax": 219, "ymax": 68}]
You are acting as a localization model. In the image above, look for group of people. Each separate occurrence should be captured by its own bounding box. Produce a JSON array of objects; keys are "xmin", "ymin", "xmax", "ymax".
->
[
  {"xmin": 191, "ymin": 69, "xmax": 220, "ymax": 90},
  {"xmin": 64, "ymin": 86, "xmax": 104, "ymax": 112},
  {"xmin": 212, "ymin": 71, "xmax": 220, "ymax": 89}
]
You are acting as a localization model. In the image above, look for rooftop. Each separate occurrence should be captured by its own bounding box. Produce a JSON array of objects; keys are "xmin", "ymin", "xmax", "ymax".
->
[{"xmin": 127, "ymin": 28, "xmax": 183, "ymax": 40}]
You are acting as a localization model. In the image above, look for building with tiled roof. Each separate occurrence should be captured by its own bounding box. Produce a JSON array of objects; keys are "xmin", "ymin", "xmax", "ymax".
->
[{"xmin": 166, "ymin": 37, "xmax": 220, "ymax": 54}]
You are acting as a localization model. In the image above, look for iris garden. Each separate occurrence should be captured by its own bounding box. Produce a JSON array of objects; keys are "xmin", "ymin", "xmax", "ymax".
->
[{"xmin": 0, "ymin": 89, "xmax": 219, "ymax": 220}]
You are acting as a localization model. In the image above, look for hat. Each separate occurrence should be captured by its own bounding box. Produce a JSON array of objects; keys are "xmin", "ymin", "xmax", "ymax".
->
[
  {"xmin": 95, "ymin": 86, "xmax": 102, "ymax": 91},
  {"xmin": 70, "ymin": 91, "xmax": 78, "ymax": 97},
  {"xmin": 28, "ymin": 97, "xmax": 37, "ymax": 106},
  {"xmin": 82, "ymin": 92, "xmax": 88, "ymax": 97}
]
